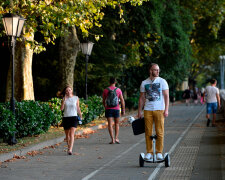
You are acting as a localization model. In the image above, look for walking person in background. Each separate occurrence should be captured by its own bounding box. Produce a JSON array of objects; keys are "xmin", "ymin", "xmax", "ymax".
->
[
  {"xmin": 102, "ymin": 77, "xmax": 125, "ymax": 144},
  {"xmin": 193, "ymin": 88, "xmax": 198, "ymax": 105},
  {"xmin": 200, "ymin": 87, "xmax": 205, "ymax": 105},
  {"xmin": 204, "ymin": 79, "xmax": 220, "ymax": 127},
  {"xmin": 138, "ymin": 63, "xmax": 169, "ymax": 161},
  {"xmin": 183, "ymin": 87, "xmax": 191, "ymax": 106},
  {"xmin": 60, "ymin": 85, "xmax": 83, "ymax": 155}
]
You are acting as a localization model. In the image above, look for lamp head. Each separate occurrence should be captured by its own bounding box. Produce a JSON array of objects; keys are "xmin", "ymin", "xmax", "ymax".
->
[
  {"xmin": 80, "ymin": 41, "xmax": 94, "ymax": 56},
  {"xmin": 2, "ymin": 13, "xmax": 26, "ymax": 37}
]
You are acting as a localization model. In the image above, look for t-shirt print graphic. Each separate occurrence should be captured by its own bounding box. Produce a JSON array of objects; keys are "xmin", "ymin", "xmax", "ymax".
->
[{"xmin": 145, "ymin": 83, "xmax": 161, "ymax": 101}]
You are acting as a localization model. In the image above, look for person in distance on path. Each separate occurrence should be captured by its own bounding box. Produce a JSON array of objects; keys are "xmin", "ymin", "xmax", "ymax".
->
[
  {"xmin": 138, "ymin": 63, "xmax": 169, "ymax": 161},
  {"xmin": 183, "ymin": 87, "xmax": 191, "ymax": 106},
  {"xmin": 203, "ymin": 79, "xmax": 220, "ymax": 127}
]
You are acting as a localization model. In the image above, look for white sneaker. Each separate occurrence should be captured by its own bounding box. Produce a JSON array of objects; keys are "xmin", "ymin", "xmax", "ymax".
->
[
  {"xmin": 145, "ymin": 153, "xmax": 152, "ymax": 160},
  {"xmin": 157, "ymin": 153, "xmax": 163, "ymax": 160}
]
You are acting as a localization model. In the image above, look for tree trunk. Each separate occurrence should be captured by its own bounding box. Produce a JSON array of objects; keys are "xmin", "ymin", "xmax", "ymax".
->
[
  {"xmin": 59, "ymin": 26, "xmax": 80, "ymax": 91},
  {"xmin": 5, "ymin": 32, "xmax": 35, "ymax": 101}
]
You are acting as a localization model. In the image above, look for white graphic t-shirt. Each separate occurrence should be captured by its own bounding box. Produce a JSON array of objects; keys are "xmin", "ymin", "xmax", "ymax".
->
[{"xmin": 140, "ymin": 77, "xmax": 169, "ymax": 111}]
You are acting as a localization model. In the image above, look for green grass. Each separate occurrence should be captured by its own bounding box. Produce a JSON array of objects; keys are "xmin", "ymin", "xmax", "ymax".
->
[
  {"xmin": 0, "ymin": 127, "xmax": 65, "ymax": 154},
  {"xmin": 0, "ymin": 117, "xmax": 108, "ymax": 154}
]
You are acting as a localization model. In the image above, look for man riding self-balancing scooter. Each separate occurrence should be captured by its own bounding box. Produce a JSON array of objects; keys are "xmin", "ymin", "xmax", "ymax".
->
[{"xmin": 133, "ymin": 63, "xmax": 170, "ymax": 167}]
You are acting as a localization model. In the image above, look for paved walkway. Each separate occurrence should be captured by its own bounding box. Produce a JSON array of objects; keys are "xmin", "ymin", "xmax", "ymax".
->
[
  {"xmin": 0, "ymin": 112, "xmax": 136, "ymax": 163},
  {"xmin": 0, "ymin": 103, "xmax": 225, "ymax": 180}
]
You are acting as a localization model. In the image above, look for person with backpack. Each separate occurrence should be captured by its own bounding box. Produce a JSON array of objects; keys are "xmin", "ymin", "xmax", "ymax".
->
[{"xmin": 102, "ymin": 77, "xmax": 125, "ymax": 144}]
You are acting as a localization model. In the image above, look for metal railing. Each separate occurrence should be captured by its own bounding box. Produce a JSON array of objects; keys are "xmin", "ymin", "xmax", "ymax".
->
[{"xmin": 220, "ymin": 89, "xmax": 225, "ymax": 117}]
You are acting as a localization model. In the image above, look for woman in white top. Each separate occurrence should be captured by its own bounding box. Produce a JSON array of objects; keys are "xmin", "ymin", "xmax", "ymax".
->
[{"xmin": 60, "ymin": 85, "xmax": 82, "ymax": 155}]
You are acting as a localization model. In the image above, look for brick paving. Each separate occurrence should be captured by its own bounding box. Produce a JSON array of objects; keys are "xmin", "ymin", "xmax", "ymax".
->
[
  {"xmin": 157, "ymin": 110, "xmax": 225, "ymax": 180},
  {"xmin": 158, "ymin": 113, "xmax": 205, "ymax": 180}
]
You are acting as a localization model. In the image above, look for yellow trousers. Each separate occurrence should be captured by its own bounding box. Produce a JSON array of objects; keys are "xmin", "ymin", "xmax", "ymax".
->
[{"xmin": 144, "ymin": 110, "xmax": 164, "ymax": 154}]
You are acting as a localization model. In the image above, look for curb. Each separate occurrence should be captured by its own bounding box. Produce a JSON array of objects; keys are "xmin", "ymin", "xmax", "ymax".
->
[
  {"xmin": 0, "ymin": 113, "xmax": 136, "ymax": 162},
  {"xmin": 0, "ymin": 136, "xmax": 65, "ymax": 163}
]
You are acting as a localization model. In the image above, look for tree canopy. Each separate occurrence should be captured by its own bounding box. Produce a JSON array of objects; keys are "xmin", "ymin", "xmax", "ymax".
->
[
  {"xmin": 73, "ymin": 0, "xmax": 193, "ymax": 97},
  {"xmin": 0, "ymin": 0, "xmax": 148, "ymax": 53},
  {"xmin": 1, "ymin": 0, "xmax": 225, "ymax": 101},
  {"xmin": 180, "ymin": 0, "xmax": 225, "ymax": 87}
]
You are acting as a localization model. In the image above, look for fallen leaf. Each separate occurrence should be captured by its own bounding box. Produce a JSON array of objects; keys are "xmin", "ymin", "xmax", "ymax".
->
[
  {"xmin": 13, "ymin": 154, "xmax": 26, "ymax": 159},
  {"xmin": 27, "ymin": 150, "xmax": 43, "ymax": 156},
  {"xmin": 75, "ymin": 134, "xmax": 90, "ymax": 139},
  {"xmin": 4, "ymin": 158, "xmax": 17, "ymax": 162}
]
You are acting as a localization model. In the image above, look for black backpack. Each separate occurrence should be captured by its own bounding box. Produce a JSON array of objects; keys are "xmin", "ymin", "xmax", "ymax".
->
[{"xmin": 106, "ymin": 87, "xmax": 119, "ymax": 107}]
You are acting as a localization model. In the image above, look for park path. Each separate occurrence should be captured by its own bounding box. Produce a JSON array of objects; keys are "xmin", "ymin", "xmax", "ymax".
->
[{"xmin": 0, "ymin": 103, "xmax": 224, "ymax": 180}]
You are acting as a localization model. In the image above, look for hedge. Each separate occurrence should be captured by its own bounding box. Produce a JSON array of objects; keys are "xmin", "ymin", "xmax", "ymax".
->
[
  {"xmin": 0, "ymin": 95, "xmax": 105, "ymax": 141},
  {"xmin": 0, "ymin": 101, "xmax": 55, "ymax": 141}
]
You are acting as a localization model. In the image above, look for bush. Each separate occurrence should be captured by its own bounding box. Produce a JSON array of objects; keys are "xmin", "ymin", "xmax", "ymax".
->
[
  {"xmin": 0, "ymin": 95, "xmax": 104, "ymax": 141},
  {"xmin": 0, "ymin": 101, "xmax": 56, "ymax": 140},
  {"xmin": 48, "ymin": 97, "xmax": 63, "ymax": 126},
  {"xmin": 39, "ymin": 102, "xmax": 56, "ymax": 132},
  {"xmin": 175, "ymin": 91, "xmax": 184, "ymax": 101},
  {"xmin": 82, "ymin": 95, "xmax": 105, "ymax": 124},
  {"xmin": 15, "ymin": 101, "xmax": 55, "ymax": 137},
  {"xmin": 126, "ymin": 92, "xmax": 140, "ymax": 110},
  {"xmin": 79, "ymin": 98, "xmax": 89, "ymax": 121},
  {"xmin": 0, "ymin": 104, "xmax": 16, "ymax": 141}
]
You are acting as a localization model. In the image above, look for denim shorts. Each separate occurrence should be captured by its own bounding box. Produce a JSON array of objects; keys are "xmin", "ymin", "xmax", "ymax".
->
[
  {"xmin": 207, "ymin": 103, "xmax": 218, "ymax": 114},
  {"xmin": 105, "ymin": 109, "xmax": 120, "ymax": 118}
]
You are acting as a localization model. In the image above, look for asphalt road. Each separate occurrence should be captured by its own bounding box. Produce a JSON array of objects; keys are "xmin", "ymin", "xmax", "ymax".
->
[{"xmin": 0, "ymin": 104, "xmax": 206, "ymax": 180}]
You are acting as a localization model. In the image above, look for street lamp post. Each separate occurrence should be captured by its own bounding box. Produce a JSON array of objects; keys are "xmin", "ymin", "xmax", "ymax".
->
[
  {"xmin": 121, "ymin": 54, "xmax": 126, "ymax": 92},
  {"xmin": 219, "ymin": 55, "xmax": 225, "ymax": 89},
  {"xmin": 80, "ymin": 42, "xmax": 94, "ymax": 100},
  {"xmin": 2, "ymin": 13, "xmax": 26, "ymax": 145}
]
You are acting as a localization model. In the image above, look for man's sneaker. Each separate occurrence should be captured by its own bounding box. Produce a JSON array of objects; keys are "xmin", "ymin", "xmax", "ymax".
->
[
  {"xmin": 157, "ymin": 153, "xmax": 163, "ymax": 160},
  {"xmin": 145, "ymin": 153, "xmax": 152, "ymax": 160},
  {"xmin": 207, "ymin": 119, "xmax": 210, "ymax": 127}
]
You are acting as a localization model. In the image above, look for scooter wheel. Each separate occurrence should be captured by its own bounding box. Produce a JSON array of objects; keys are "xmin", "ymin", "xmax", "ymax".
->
[
  {"xmin": 165, "ymin": 154, "xmax": 170, "ymax": 167},
  {"xmin": 139, "ymin": 154, "xmax": 144, "ymax": 167}
]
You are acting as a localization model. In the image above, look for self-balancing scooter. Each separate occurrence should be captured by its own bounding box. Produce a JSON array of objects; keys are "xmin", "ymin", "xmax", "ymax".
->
[
  {"xmin": 128, "ymin": 116, "xmax": 170, "ymax": 167},
  {"xmin": 139, "ymin": 135, "xmax": 170, "ymax": 167}
]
